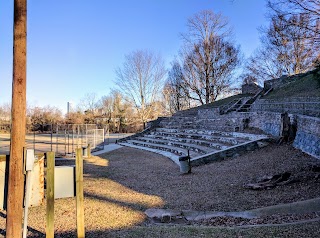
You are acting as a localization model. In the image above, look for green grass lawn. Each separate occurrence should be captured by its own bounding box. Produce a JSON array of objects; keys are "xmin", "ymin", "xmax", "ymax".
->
[{"xmin": 204, "ymin": 93, "xmax": 253, "ymax": 108}]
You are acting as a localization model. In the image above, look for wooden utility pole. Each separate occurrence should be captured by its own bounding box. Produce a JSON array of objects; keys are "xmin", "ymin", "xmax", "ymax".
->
[{"xmin": 6, "ymin": 0, "xmax": 27, "ymax": 237}]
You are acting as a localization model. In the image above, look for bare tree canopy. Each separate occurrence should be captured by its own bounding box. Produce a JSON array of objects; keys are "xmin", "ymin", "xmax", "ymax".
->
[
  {"xmin": 163, "ymin": 61, "xmax": 190, "ymax": 114},
  {"xmin": 115, "ymin": 50, "xmax": 166, "ymax": 127},
  {"xmin": 28, "ymin": 106, "xmax": 63, "ymax": 130},
  {"xmin": 182, "ymin": 10, "xmax": 231, "ymax": 44},
  {"xmin": 243, "ymin": 0, "xmax": 319, "ymax": 83},
  {"xmin": 79, "ymin": 93, "xmax": 99, "ymax": 113},
  {"xmin": 267, "ymin": 0, "xmax": 320, "ymax": 43},
  {"xmin": 99, "ymin": 90, "xmax": 135, "ymax": 132},
  {"xmin": 0, "ymin": 103, "xmax": 11, "ymax": 122},
  {"xmin": 177, "ymin": 10, "xmax": 240, "ymax": 105}
]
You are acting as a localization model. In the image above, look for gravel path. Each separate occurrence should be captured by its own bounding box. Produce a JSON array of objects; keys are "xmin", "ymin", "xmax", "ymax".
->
[{"xmin": 0, "ymin": 142, "xmax": 319, "ymax": 237}]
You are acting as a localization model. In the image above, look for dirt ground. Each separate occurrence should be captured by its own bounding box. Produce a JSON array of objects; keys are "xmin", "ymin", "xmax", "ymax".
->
[{"xmin": 0, "ymin": 142, "xmax": 319, "ymax": 237}]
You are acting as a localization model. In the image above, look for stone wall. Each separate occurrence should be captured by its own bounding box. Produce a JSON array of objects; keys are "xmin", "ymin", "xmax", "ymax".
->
[
  {"xmin": 242, "ymin": 83, "xmax": 262, "ymax": 94},
  {"xmin": 197, "ymin": 108, "xmax": 220, "ymax": 118},
  {"xmin": 252, "ymin": 97, "xmax": 320, "ymax": 117},
  {"xmin": 293, "ymin": 115, "xmax": 320, "ymax": 159},
  {"xmin": 247, "ymin": 111, "xmax": 320, "ymax": 159},
  {"xmin": 247, "ymin": 112, "xmax": 282, "ymax": 136}
]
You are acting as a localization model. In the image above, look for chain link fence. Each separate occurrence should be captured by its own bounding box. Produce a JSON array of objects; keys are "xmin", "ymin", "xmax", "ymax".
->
[{"xmin": 0, "ymin": 124, "xmax": 105, "ymax": 157}]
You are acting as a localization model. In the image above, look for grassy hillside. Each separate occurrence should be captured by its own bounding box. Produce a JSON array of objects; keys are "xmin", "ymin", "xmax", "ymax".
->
[
  {"xmin": 176, "ymin": 68, "xmax": 319, "ymax": 113},
  {"xmin": 184, "ymin": 93, "xmax": 253, "ymax": 112},
  {"xmin": 204, "ymin": 69, "xmax": 320, "ymax": 106},
  {"xmin": 205, "ymin": 93, "xmax": 253, "ymax": 108},
  {"xmin": 264, "ymin": 69, "xmax": 320, "ymax": 99}
]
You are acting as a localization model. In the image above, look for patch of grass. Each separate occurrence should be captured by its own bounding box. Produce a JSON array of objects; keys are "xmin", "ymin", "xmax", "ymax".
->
[
  {"xmin": 190, "ymin": 93, "xmax": 253, "ymax": 111},
  {"xmin": 264, "ymin": 70, "xmax": 320, "ymax": 99}
]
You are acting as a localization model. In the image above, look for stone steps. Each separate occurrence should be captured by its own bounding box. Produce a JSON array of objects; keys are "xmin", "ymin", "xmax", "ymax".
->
[
  {"xmin": 144, "ymin": 134, "xmax": 229, "ymax": 150},
  {"xmin": 155, "ymin": 128, "xmax": 265, "ymax": 141},
  {"xmin": 119, "ymin": 126, "xmax": 270, "ymax": 165},
  {"xmin": 120, "ymin": 102, "xmax": 271, "ymax": 166},
  {"xmin": 126, "ymin": 139, "xmax": 202, "ymax": 157},
  {"xmin": 134, "ymin": 136, "xmax": 212, "ymax": 154},
  {"xmin": 149, "ymin": 131, "xmax": 246, "ymax": 146}
]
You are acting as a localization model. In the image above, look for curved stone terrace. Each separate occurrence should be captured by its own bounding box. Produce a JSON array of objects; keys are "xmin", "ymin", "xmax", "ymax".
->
[{"xmin": 119, "ymin": 127, "xmax": 269, "ymax": 165}]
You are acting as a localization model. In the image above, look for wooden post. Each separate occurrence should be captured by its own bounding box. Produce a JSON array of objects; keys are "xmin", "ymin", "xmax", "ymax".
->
[
  {"xmin": 50, "ymin": 125, "xmax": 53, "ymax": 151},
  {"xmin": 56, "ymin": 125, "xmax": 58, "ymax": 153},
  {"xmin": 46, "ymin": 152, "xmax": 55, "ymax": 238},
  {"xmin": 72, "ymin": 127, "xmax": 74, "ymax": 156},
  {"xmin": 6, "ymin": 0, "xmax": 27, "ymax": 237},
  {"xmin": 87, "ymin": 144, "xmax": 91, "ymax": 157},
  {"xmin": 33, "ymin": 131, "xmax": 35, "ymax": 151},
  {"xmin": 64, "ymin": 129, "xmax": 67, "ymax": 155},
  {"xmin": 76, "ymin": 148, "xmax": 85, "ymax": 237},
  {"xmin": 67, "ymin": 126, "xmax": 70, "ymax": 154}
]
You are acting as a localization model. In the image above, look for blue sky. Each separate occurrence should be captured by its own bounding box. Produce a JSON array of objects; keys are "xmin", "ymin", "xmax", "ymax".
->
[{"xmin": 0, "ymin": 0, "xmax": 268, "ymax": 113}]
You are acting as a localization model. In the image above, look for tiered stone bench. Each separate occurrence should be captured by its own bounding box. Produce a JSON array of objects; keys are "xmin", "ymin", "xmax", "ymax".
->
[{"xmin": 119, "ymin": 127, "xmax": 269, "ymax": 166}]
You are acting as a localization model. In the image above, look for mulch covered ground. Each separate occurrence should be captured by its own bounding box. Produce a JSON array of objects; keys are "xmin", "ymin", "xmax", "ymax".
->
[
  {"xmin": 0, "ymin": 142, "xmax": 319, "ymax": 237},
  {"xmin": 103, "ymin": 143, "xmax": 320, "ymax": 212}
]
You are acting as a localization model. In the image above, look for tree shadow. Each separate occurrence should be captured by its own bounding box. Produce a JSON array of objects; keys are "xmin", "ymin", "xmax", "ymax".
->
[{"xmin": 0, "ymin": 149, "xmax": 169, "ymax": 237}]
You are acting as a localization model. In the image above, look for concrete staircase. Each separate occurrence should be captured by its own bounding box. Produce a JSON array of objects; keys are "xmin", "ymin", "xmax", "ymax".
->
[
  {"xmin": 219, "ymin": 89, "xmax": 266, "ymax": 114},
  {"xmin": 237, "ymin": 89, "xmax": 265, "ymax": 112}
]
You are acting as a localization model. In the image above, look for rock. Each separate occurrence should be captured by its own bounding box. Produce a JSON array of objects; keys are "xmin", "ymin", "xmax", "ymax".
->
[
  {"xmin": 244, "ymin": 172, "xmax": 292, "ymax": 190},
  {"xmin": 257, "ymin": 141, "xmax": 269, "ymax": 148},
  {"xmin": 145, "ymin": 208, "xmax": 182, "ymax": 222}
]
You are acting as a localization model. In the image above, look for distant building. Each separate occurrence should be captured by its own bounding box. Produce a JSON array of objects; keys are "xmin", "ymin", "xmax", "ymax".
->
[{"xmin": 67, "ymin": 102, "xmax": 73, "ymax": 115}]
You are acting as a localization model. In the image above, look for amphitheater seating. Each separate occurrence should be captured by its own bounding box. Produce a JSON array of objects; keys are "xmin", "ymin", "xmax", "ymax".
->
[{"xmin": 119, "ymin": 109, "xmax": 269, "ymax": 166}]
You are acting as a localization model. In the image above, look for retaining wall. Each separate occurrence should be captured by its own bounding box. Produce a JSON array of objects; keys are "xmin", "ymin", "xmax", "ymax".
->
[
  {"xmin": 293, "ymin": 115, "xmax": 320, "ymax": 159},
  {"xmin": 248, "ymin": 111, "xmax": 320, "ymax": 159},
  {"xmin": 248, "ymin": 112, "xmax": 282, "ymax": 136},
  {"xmin": 252, "ymin": 97, "xmax": 320, "ymax": 117}
]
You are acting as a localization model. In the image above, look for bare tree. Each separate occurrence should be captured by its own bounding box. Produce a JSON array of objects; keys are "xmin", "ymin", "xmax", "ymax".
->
[
  {"xmin": 240, "ymin": 73, "xmax": 259, "ymax": 85},
  {"xmin": 67, "ymin": 111, "xmax": 85, "ymax": 124},
  {"xmin": 182, "ymin": 10, "xmax": 231, "ymax": 44},
  {"xmin": 179, "ymin": 10, "xmax": 241, "ymax": 105},
  {"xmin": 99, "ymin": 90, "xmax": 134, "ymax": 132},
  {"xmin": 28, "ymin": 106, "xmax": 63, "ymax": 130},
  {"xmin": 79, "ymin": 93, "xmax": 99, "ymax": 113},
  {"xmin": 77, "ymin": 93, "xmax": 100, "ymax": 123},
  {"xmin": 267, "ymin": 0, "xmax": 320, "ymax": 43},
  {"xmin": 0, "ymin": 103, "xmax": 11, "ymax": 122},
  {"xmin": 244, "ymin": 2, "xmax": 319, "ymax": 82},
  {"xmin": 164, "ymin": 61, "xmax": 190, "ymax": 114},
  {"xmin": 115, "ymin": 50, "xmax": 166, "ymax": 128}
]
